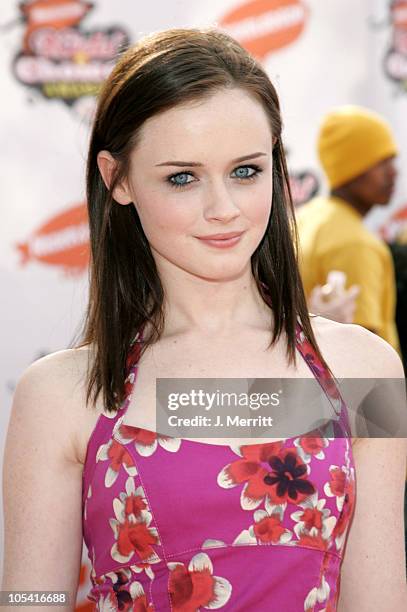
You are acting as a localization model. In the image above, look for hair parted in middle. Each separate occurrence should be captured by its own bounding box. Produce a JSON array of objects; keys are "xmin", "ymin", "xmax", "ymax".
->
[{"xmin": 80, "ymin": 27, "xmax": 330, "ymax": 413}]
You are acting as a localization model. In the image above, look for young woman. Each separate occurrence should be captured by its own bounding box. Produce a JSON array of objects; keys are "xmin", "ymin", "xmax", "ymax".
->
[{"xmin": 2, "ymin": 28, "xmax": 406, "ymax": 611}]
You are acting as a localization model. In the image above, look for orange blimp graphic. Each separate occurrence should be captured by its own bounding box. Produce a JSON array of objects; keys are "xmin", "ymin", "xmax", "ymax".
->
[
  {"xmin": 20, "ymin": 0, "xmax": 93, "ymax": 52},
  {"xmin": 17, "ymin": 201, "xmax": 90, "ymax": 273},
  {"xmin": 219, "ymin": 0, "xmax": 308, "ymax": 59},
  {"xmin": 391, "ymin": 0, "xmax": 407, "ymax": 30}
]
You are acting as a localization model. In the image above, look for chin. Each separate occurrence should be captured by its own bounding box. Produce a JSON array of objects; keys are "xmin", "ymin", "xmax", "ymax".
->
[
  {"xmin": 377, "ymin": 195, "xmax": 393, "ymax": 206},
  {"xmin": 192, "ymin": 263, "xmax": 250, "ymax": 282}
]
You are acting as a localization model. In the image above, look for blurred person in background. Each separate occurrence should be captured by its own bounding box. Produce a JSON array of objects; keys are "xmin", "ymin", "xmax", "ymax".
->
[
  {"xmin": 307, "ymin": 270, "xmax": 360, "ymax": 324},
  {"xmin": 296, "ymin": 105, "xmax": 400, "ymax": 353}
]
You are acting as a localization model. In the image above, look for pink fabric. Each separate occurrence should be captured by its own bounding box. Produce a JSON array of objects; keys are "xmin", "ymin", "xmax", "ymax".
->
[{"xmin": 82, "ymin": 322, "xmax": 356, "ymax": 611}]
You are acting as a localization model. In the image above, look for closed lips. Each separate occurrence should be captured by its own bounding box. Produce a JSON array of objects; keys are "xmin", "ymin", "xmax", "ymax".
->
[{"xmin": 197, "ymin": 232, "xmax": 244, "ymax": 239}]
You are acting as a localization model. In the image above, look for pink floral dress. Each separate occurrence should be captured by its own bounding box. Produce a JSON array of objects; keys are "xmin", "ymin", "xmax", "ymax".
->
[{"xmin": 82, "ymin": 322, "xmax": 356, "ymax": 611}]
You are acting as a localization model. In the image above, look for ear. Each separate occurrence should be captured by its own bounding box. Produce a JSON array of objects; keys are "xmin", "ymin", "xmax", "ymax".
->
[{"xmin": 97, "ymin": 150, "xmax": 132, "ymax": 205}]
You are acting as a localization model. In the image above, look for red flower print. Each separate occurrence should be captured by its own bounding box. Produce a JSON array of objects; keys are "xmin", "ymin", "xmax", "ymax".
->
[
  {"xmin": 302, "ymin": 507, "xmax": 322, "ymax": 530},
  {"xmin": 218, "ymin": 444, "xmax": 315, "ymax": 508},
  {"xmin": 300, "ymin": 436, "xmax": 325, "ymax": 455},
  {"xmin": 217, "ymin": 442, "xmax": 282, "ymax": 509},
  {"xmin": 252, "ymin": 510, "xmax": 292, "ymax": 544},
  {"xmin": 167, "ymin": 552, "xmax": 232, "ymax": 612},
  {"xmin": 97, "ymin": 574, "xmax": 154, "ymax": 611},
  {"xmin": 96, "ymin": 428, "xmax": 138, "ymax": 488},
  {"xmin": 97, "ymin": 570, "xmax": 155, "ymax": 611},
  {"xmin": 333, "ymin": 471, "xmax": 356, "ymax": 550},
  {"xmin": 294, "ymin": 431, "xmax": 332, "ymax": 464},
  {"xmin": 297, "ymin": 532, "xmax": 329, "ymax": 551},
  {"xmin": 329, "ymin": 468, "xmax": 346, "ymax": 496},
  {"xmin": 129, "ymin": 581, "xmax": 155, "ymax": 611},
  {"xmin": 232, "ymin": 504, "xmax": 292, "ymax": 547},
  {"xmin": 291, "ymin": 493, "xmax": 336, "ymax": 549},
  {"xmin": 116, "ymin": 521, "xmax": 157, "ymax": 561},
  {"xmin": 324, "ymin": 465, "xmax": 348, "ymax": 511},
  {"xmin": 124, "ymin": 491, "xmax": 148, "ymax": 518},
  {"xmin": 114, "ymin": 421, "xmax": 182, "ymax": 457},
  {"xmin": 98, "ymin": 590, "xmax": 117, "ymax": 611},
  {"xmin": 110, "ymin": 477, "xmax": 161, "ymax": 565}
]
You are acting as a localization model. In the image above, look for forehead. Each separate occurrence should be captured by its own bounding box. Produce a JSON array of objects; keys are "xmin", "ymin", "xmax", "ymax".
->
[{"xmin": 132, "ymin": 87, "xmax": 273, "ymax": 163}]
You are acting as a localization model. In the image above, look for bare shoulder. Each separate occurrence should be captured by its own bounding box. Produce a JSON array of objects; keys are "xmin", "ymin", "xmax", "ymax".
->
[
  {"xmin": 307, "ymin": 315, "xmax": 404, "ymax": 379},
  {"xmin": 2, "ymin": 347, "xmax": 100, "ymax": 591},
  {"xmin": 9, "ymin": 345, "xmax": 102, "ymax": 465}
]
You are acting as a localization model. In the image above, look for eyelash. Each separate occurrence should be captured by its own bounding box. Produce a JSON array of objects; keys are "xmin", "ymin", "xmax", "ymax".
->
[{"xmin": 167, "ymin": 164, "xmax": 264, "ymax": 190}]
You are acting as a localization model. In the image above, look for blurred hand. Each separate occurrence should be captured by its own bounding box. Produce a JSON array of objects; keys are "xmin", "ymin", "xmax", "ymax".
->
[{"xmin": 308, "ymin": 284, "xmax": 360, "ymax": 323}]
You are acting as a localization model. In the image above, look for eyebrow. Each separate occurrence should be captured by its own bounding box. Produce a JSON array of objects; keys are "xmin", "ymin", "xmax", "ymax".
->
[{"xmin": 155, "ymin": 152, "xmax": 268, "ymax": 167}]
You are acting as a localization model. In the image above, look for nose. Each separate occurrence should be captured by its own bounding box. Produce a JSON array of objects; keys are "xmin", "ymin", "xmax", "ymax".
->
[{"xmin": 203, "ymin": 178, "xmax": 241, "ymax": 223}]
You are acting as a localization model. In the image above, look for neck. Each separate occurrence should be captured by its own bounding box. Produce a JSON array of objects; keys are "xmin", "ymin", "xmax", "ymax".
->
[
  {"xmin": 151, "ymin": 257, "xmax": 273, "ymax": 338},
  {"xmin": 330, "ymin": 188, "xmax": 370, "ymax": 216}
]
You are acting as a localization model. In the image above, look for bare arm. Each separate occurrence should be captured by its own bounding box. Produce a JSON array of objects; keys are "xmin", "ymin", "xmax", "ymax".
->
[
  {"xmin": 338, "ymin": 437, "xmax": 407, "ymax": 610},
  {"xmin": 338, "ymin": 335, "xmax": 407, "ymax": 610},
  {"xmin": 1, "ymin": 352, "xmax": 86, "ymax": 611}
]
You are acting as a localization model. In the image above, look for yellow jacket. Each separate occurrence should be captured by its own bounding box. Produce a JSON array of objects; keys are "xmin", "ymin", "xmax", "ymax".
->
[{"xmin": 296, "ymin": 195, "xmax": 400, "ymax": 352}]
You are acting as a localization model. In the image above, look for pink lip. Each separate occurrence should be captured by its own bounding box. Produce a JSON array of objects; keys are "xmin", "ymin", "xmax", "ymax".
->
[
  {"xmin": 196, "ymin": 231, "xmax": 244, "ymax": 249},
  {"xmin": 197, "ymin": 231, "xmax": 244, "ymax": 240}
]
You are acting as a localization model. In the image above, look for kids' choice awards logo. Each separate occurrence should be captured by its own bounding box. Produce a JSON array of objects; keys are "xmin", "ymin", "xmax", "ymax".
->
[
  {"xmin": 382, "ymin": 0, "xmax": 407, "ymax": 90},
  {"xmin": 16, "ymin": 201, "xmax": 90, "ymax": 274},
  {"xmin": 219, "ymin": 0, "xmax": 308, "ymax": 59},
  {"xmin": 12, "ymin": 0, "xmax": 130, "ymax": 119}
]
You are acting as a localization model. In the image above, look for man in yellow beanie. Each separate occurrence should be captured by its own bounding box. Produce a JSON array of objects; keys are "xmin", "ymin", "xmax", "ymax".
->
[{"xmin": 296, "ymin": 105, "xmax": 400, "ymax": 352}]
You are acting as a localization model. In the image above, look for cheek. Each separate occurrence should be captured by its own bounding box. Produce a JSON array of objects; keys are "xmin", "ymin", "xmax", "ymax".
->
[
  {"xmin": 242, "ymin": 182, "xmax": 273, "ymax": 224},
  {"xmin": 134, "ymin": 191, "xmax": 198, "ymax": 237},
  {"xmin": 366, "ymin": 169, "xmax": 386, "ymax": 191}
]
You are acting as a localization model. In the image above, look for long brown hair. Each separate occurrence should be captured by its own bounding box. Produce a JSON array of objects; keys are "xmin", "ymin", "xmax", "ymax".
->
[{"xmin": 79, "ymin": 27, "xmax": 330, "ymax": 414}]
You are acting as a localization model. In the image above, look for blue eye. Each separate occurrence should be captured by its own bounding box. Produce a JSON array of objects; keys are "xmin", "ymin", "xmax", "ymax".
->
[
  {"xmin": 232, "ymin": 165, "xmax": 262, "ymax": 180},
  {"xmin": 166, "ymin": 164, "xmax": 263, "ymax": 190},
  {"xmin": 168, "ymin": 172, "xmax": 194, "ymax": 188}
]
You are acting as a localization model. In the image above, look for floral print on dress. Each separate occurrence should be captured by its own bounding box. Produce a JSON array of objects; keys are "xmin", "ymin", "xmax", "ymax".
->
[
  {"xmin": 323, "ymin": 465, "xmax": 348, "ymax": 512},
  {"xmin": 233, "ymin": 504, "xmax": 293, "ymax": 546},
  {"xmin": 96, "ymin": 431, "xmax": 138, "ymax": 488},
  {"xmin": 114, "ymin": 420, "xmax": 182, "ymax": 457},
  {"xmin": 110, "ymin": 476, "xmax": 161, "ymax": 565},
  {"xmin": 304, "ymin": 575, "xmax": 330, "ymax": 612},
  {"xmin": 96, "ymin": 568, "xmax": 155, "ymax": 611},
  {"xmin": 331, "ymin": 439, "xmax": 356, "ymax": 552},
  {"xmin": 217, "ymin": 444, "xmax": 316, "ymax": 509},
  {"xmin": 167, "ymin": 552, "xmax": 232, "ymax": 611},
  {"xmin": 294, "ymin": 432, "xmax": 333, "ymax": 464},
  {"xmin": 291, "ymin": 493, "xmax": 337, "ymax": 549},
  {"xmin": 82, "ymin": 320, "xmax": 357, "ymax": 610}
]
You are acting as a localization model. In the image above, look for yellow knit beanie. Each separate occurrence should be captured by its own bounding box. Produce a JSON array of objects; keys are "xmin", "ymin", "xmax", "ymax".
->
[{"xmin": 317, "ymin": 105, "xmax": 398, "ymax": 189}]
